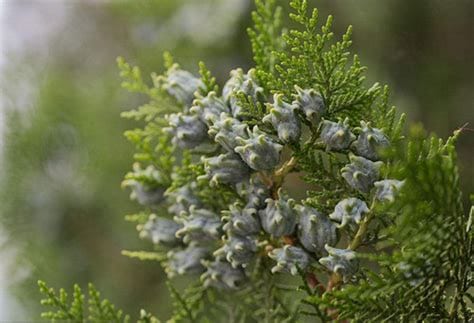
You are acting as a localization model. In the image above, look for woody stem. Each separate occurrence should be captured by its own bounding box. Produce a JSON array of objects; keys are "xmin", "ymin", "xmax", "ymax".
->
[
  {"xmin": 324, "ymin": 199, "xmax": 377, "ymax": 320},
  {"xmin": 348, "ymin": 199, "xmax": 377, "ymax": 251},
  {"xmin": 272, "ymin": 156, "xmax": 297, "ymax": 192}
]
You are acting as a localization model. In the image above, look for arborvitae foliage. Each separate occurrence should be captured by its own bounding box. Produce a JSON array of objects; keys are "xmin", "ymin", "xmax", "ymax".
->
[
  {"xmin": 38, "ymin": 281, "xmax": 158, "ymax": 322},
  {"xmin": 40, "ymin": 0, "xmax": 473, "ymax": 321}
]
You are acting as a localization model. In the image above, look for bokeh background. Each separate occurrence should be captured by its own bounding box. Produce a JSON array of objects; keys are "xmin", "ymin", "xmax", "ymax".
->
[{"xmin": 0, "ymin": 0, "xmax": 472, "ymax": 320}]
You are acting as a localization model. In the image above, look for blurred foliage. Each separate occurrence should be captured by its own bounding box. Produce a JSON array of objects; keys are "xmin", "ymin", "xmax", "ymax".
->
[
  {"xmin": 0, "ymin": 0, "xmax": 252, "ymax": 319},
  {"xmin": 0, "ymin": 0, "xmax": 472, "ymax": 319}
]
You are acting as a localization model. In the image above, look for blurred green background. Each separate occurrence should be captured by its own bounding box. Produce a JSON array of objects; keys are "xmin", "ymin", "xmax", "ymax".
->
[{"xmin": 0, "ymin": 0, "xmax": 472, "ymax": 320}]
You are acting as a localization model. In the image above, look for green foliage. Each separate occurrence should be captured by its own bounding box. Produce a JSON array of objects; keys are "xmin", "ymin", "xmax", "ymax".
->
[
  {"xmin": 248, "ymin": 0, "xmax": 407, "ymax": 219},
  {"xmin": 121, "ymin": 250, "xmax": 168, "ymax": 262},
  {"xmin": 39, "ymin": 280, "xmax": 161, "ymax": 322},
  {"xmin": 239, "ymin": 265, "xmax": 301, "ymax": 322},
  {"xmin": 296, "ymin": 147, "xmax": 350, "ymax": 213},
  {"xmin": 117, "ymin": 56, "xmax": 151, "ymax": 95},
  {"xmin": 166, "ymin": 260, "xmax": 302, "ymax": 323},
  {"xmin": 38, "ymin": 281, "xmax": 136, "ymax": 322},
  {"xmin": 167, "ymin": 282, "xmax": 207, "ymax": 322},
  {"xmin": 198, "ymin": 61, "xmax": 219, "ymax": 96},
  {"xmin": 248, "ymin": 0, "xmax": 284, "ymax": 83},
  {"xmin": 250, "ymin": 0, "xmax": 404, "ymax": 131},
  {"xmin": 38, "ymin": 281, "xmax": 85, "ymax": 322},
  {"xmin": 235, "ymin": 92, "xmax": 271, "ymax": 129},
  {"xmin": 307, "ymin": 129, "xmax": 473, "ymax": 321},
  {"xmin": 119, "ymin": 57, "xmax": 177, "ymax": 169}
]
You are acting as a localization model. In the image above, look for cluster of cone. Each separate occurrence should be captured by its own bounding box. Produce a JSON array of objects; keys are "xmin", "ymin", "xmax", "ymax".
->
[{"xmin": 124, "ymin": 64, "xmax": 404, "ymax": 288}]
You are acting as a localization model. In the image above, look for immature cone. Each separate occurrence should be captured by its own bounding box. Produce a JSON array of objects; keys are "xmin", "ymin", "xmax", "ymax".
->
[
  {"xmin": 234, "ymin": 126, "xmax": 283, "ymax": 171},
  {"xmin": 190, "ymin": 91, "xmax": 229, "ymax": 126},
  {"xmin": 263, "ymin": 93, "xmax": 301, "ymax": 143},
  {"xmin": 159, "ymin": 64, "xmax": 203, "ymax": 106},
  {"xmin": 236, "ymin": 176, "xmax": 270, "ymax": 210},
  {"xmin": 222, "ymin": 68, "xmax": 246, "ymax": 102},
  {"xmin": 214, "ymin": 234, "xmax": 257, "ymax": 268},
  {"xmin": 320, "ymin": 118, "xmax": 356, "ymax": 151},
  {"xmin": 352, "ymin": 121, "xmax": 390, "ymax": 160},
  {"xmin": 341, "ymin": 155, "xmax": 383, "ymax": 193},
  {"xmin": 164, "ymin": 113, "xmax": 208, "ymax": 149},
  {"xmin": 165, "ymin": 244, "xmax": 210, "ymax": 277},
  {"xmin": 329, "ymin": 198, "xmax": 370, "ymax": 228},
  {"xmin": 166, "ymin": 182, "xmax": 201, "ymax": 216},
  {"xmin": 292, "ymin": 85, "xmax": 326, "ymax": 122},
  {"xmin": 319, "ymin": 245, "xmax": 359, "ymax": 282},
  {"xmin": 132, "ymin": 183, "xmax": 167, "ymax": 206},
  {"xmin": 222, "ymin": 203, "xmax": 260, "ymax": 236},
  {"xmin": 259, "ymin": 195, "xmax": 297, "ymax": 237},
  {"xmin": 296, "ymin": 205, "xmax": 338, "ymax": 256},
  {"xmin": 208, "ymin": 113, "xmax": 248, "ymax": 152},
  {"xmin": 174, "ymin": 206, "xmax": 222, "ymax": 243},
  {"xmin": 123, "ymin": 164, "xmax": 167, "ymax": 207},
  {"xmin": 139, "ymin": 215, "xmax": 182, "ymax": 246},
  {"xmin": 201, "ymin": 259, "xmax": 247, "ymax": 290},
  {"xmin": 269, "ymin": 245, "xmax": 311, "ymax": 275},
  {"xmin": 374, "ymin": 179, "xmax": 405, "ymax": 202},
  {"xmin": 222, "ymin": 68, "xmax": 264, "ymax": 119},
  {"xmin": 200, "ymin": 152, "xmax": 250, "ymax": 186}
]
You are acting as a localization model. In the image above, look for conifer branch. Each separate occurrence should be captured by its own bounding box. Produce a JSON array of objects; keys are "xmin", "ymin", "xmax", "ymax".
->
[{"xmin": 38, "ymin": 1, "xmax": 472, "ymax": 321}]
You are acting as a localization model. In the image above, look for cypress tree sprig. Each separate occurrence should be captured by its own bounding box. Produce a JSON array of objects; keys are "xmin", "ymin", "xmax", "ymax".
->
[
  {"xmin": 167, "ymin": 282, "xmax": 208, "ymax": 323},
  {"xmin": 308, "ymin": 129, "xmax": 473, "ymax": 321},
  {"xmin": 121, "ymin": 250, "xmax": 168, "ymax": 262},
  {"xmin": 114, "ymin": 1, "xmax": 471, "ymax": 320},
  {"xmin": 38, "ymin": 281, "xmax": 85, "ymax": 322},
  {"xmin": 197, "ymin": 61, "xmax": 219, "ymax": 96},
  {"xmin": 248, "ymin": 0, "xmax": 284, "ymax": 83},
  {"xmin": 38, "ymin": 1, "xmax": 472, "ymax": 321},
  {"xmin": 39, "ymin": 281, "xmax": 157, "ymax": 322},
  {"xmin": 38, "ymin": 281, "xmax": 162, "ymax": 322}
]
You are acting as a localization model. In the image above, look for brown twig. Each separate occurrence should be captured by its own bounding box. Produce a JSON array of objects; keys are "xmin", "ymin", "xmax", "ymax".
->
[{"xmin": 273, "ymin": 157, "xmax": 297, "ymax": 194}]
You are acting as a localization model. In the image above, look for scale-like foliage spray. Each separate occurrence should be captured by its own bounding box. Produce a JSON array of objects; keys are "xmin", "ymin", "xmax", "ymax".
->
[{"xmin": 39, "ymin": 1, "xmax": 473, "ymax": 321}]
